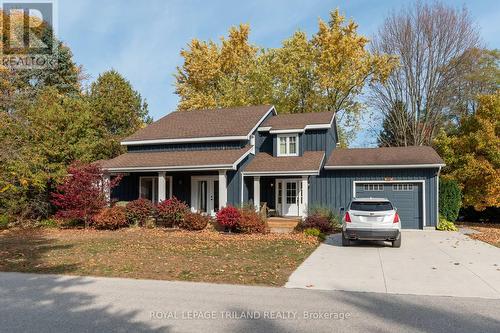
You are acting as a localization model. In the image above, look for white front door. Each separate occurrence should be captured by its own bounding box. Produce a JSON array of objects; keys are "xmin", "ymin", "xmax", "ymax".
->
[
  {"xmin": 276, "ymin": 179, "xmax": 300, "ymax": 216},
  {"xmin": 191, "ymin": 176, "xmax": 219, "ymax": 216}
]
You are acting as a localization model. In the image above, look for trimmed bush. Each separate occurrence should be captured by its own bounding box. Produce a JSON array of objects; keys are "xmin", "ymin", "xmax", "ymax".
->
[
  {"xmin": 92, "ymin": 206, "xmax": 128, "ymax": 230},
  {"xmin": 303, "ymin": 228, "xmax": 325, "ymax": 241},
  {"xmin": 156, "ymin": 197, "xmax": 189, "ymax": 227},
  {"xmin": 439, "ymin": 178, "xmax": 462, "ymax": 222},
  {"xmin": 299, "ymin": 214, "xmax": 332, "ymax": 233},
  {"xmin": 179, "ymin": 212, "xmax": 210, "ymax": 231},
  {"xmin": 437, "ymin": 215, "xmax": 458, "ymax": 231},
  {"xmin": 216, "ymin": 206, "xmax": 241, "ymax": 230},
  {"xmin": 236, "ymin": 208, "xmax": 268, "ymax": 234},
  {"xmin": 0, "ymin": 214, "xmax": 9, "ymax": 229},
  {"xmin": 126, "ymin": 199, "xmax": 155, "ymax": 226},
  {"xmin": 37, "ymin": 219, "xmax": 58, "ymax": 228}
]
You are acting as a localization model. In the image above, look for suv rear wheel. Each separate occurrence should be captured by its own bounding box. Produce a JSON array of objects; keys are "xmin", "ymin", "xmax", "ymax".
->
[
  {"xmin": 392, "ymin": 235, "xmax": 401, "ymax": 248},
  {"xmin": 342, "ymin": 232, "xmax": 350, "ymax": 246}
]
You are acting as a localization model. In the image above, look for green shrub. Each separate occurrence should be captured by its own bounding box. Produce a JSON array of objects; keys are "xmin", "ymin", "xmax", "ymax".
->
[
  {"xmin": 0, "ymin": 214, "xmax": 9, "ymax": 229},
  {"xmin": 92, "ymin": 206, "xmax": 128, "ymax": 230},
  {"xmin": 304, "ymin": 228, "xmax": 320, "ymax": 237},
  {"xmin": 439, "ymin": 178, "xmax": 462, "ymax": 222},
  {"xmin": 179, "ymin": 212, "xmax": 210, "ymax": 231},
  {"xmin": 303, "ymin": 228, "xmax": 325, "ymax": 241},
  {"xmin": 437, "ymin": 215, "xmax": 458, "ymax": 231},
  {"xmin": 37, "ymin": 219, "xmax": 58, "ymax": 228},
  {"xmin": 236, "ymin": 208, "xmax": 268, "ymax": 234},
  {"xmin": 126, "ymin": 199, "xmax": 155, "ymax": 226}
]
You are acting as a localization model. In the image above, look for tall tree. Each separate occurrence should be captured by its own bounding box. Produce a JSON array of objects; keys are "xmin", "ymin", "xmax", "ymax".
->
[
  {"xmin": 88, "ymin": 70, "xmax": 150, "ymax": 159},
  {"xmin": 370, "ymin": 2, "xmax": 481, "ymax": 146},
  {"xmin": 0, "ymin": 11, "xmax": 82, "ymax": 112},
  {"xmin": 447, "ymin": 48, "xmax": 500, "ymax": 120},
  {"xmin": 434, "ymin": 93, "xmax": 500, "ymax": 211},
  {"xmin": 175, "ymin": 10, "xmax": 396, "ymax": 143},
  {"xmin": 0, "ymin": 88, "xmax": 98, "ymax": 219},
  {"xmin": 378, "ymin": 101, "xmax": 415, "ymax": 147}
]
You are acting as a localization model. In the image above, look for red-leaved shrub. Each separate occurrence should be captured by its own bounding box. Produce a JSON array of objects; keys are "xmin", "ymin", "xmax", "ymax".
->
[
  {"xmin": 51, "ymin": 162, "xmax": 121, "ymax": 227},
  {"xmin": 156, "ymin": 196, "xmax": 189, "ymax": 227},
  {"xmin": 216, "ymin": 206, "xmax": 241, "ymax": 230},
  {"xmin": 126, "ymin": 199, "xmax": 155, "ymax": 226},
  {"xmin": 236, "ymin": 208, "xmax": 268, "ymax": 234},
  {"xmin": 299, "ymin": 214, "xmax": 332, "ymax": 233},
  {"xmin": 179, "ymin": 212, "xmax": 210, "ymax": 231},
  {"xmin": 92, "ymin": 206, "xmax": 128, "ymax": 230}
]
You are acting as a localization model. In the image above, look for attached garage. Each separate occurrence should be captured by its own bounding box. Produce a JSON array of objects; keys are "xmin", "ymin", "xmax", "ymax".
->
[
  {"xmin": 309, "ymin": 146, "xmax": 445, "ymax": 229},
  {"xmin": 354, "ymin": 181, "xmax": 423, "ymax": 229}
]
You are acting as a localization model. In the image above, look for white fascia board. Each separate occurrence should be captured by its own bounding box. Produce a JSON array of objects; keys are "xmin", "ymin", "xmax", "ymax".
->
[
  {"xmin": 257, "ymin": 126, "xmax": 272, "ymax": 132},
  {"xmin": 103, "ymin": 164, "xmax": 235, "ymax": 172},
  {"xmin": 242, "ymin": 170, "xmax": 320, "ymax": 176},
  {"xmin": 269, "ymin": 129, "xmax": 305, "ymax": 134},
  {"xmin": 246, "ymin": 106, "xmax": 276, "ymax": 136},
  {"xmin": 232, "ymin": 147, "xmax": 254, "ymax": 168},
  {"xmin": 324, "ymin": 164, "xmax": 446, "ymax": 170}
]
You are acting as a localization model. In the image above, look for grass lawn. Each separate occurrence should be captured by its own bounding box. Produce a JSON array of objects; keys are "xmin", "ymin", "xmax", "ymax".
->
[
  {"xmin": 458, "ymin": 223, "xmax": 500, "ymax": 247},
  {"xmin": 0, "ymin": 228, "xmax": 319, "ymax": 286}
]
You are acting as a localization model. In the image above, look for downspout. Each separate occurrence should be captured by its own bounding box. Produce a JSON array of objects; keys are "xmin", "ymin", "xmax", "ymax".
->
[{"xmin": 436, "ymin": 166, "xmax": 442, "ymax": 229}]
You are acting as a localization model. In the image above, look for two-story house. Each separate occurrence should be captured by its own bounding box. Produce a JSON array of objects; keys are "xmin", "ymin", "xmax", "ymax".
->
[{"xmin": 99, "ymin": 105, "xmax": 445, "ymax": 229}]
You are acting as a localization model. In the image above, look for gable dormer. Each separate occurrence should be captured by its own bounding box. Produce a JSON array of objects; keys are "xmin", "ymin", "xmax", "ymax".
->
[{"xmin": 257, "ymin": 111, "xmax": 337, "ymax": 157}]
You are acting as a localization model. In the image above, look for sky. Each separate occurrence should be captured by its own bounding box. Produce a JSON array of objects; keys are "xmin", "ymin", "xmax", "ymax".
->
[{"xmin": 57, "ymin": 0, "xmax": 500, "ymax": 147}]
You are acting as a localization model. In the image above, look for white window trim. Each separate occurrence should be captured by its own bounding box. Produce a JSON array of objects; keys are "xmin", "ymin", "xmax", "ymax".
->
[
  {"xmin": 139, "ymin": 175, "xmax": 173, "ymax": 203},
  {"xmin": 277, "ymin": 134, "xmax": 299, "ymax": 157}
]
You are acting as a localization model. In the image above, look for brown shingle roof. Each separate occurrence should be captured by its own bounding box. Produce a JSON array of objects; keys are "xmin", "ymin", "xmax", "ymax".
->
[
  {"xmin": 99, "ymin": 146, "xmax": 252, "ymax": 171},
  {"xmin": 261, "ymin": 111, "xmax": 334, "ymax": 130},
  {"xmin": 123, "ymin": 105, "xmax": 273, "ymax": 143},
  {"xmin": 325, "ymin": 146, "xmax": 445, "ymax": 168},
  {"xmin": 244, "ymin": 151, "xmax": 325, "ymax": 174}
]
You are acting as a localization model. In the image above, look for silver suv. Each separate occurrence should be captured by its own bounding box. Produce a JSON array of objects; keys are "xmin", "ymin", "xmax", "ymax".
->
[{"xmin": 341, "ymin": 198, "xmax": 401, "ymax": 248}]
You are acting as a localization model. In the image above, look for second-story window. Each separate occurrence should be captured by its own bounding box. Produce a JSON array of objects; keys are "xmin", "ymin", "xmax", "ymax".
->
[{"xmin": 278, "ymin": 134, "xmax": 299, "ymax": 156}]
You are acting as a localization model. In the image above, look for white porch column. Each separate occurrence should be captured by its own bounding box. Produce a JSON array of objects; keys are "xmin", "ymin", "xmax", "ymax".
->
[
  {"xmin": 218, "ymin": 170, "xmax": 227, "ymax": 209},
  {"xmin": 158, "ymin": 171, "xmax": 166, "ymax": 203},
  {"xmin": 102, "ymin": 173, "xmax": 111, "ymax": 205},
  {"xmin": 301, "ymin": 176, "xmax": 308, "ymax": 218},
  {"xmin": 253, "ymin": 176, "xmax": 260, "ymax": 211}
]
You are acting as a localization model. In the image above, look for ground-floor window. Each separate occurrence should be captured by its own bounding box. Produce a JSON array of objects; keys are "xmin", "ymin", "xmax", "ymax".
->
[{"xmin": 139, "ymin": 176, "xmax": 172, "ymax": 203}]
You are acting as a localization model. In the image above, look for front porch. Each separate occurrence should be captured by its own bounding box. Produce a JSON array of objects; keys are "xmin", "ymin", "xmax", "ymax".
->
[
  {"xmin": 245, "ymin": 175, "xmax": 310, "ymax": 219},
  {"xmin": 110, "ymin": 170, "xmax": 232, "ymax": 216}
]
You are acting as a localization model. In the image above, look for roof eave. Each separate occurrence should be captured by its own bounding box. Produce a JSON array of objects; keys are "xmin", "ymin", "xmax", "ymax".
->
[
  {"xmin": 242, "ymin": 170, "xmax": 320, "ymax": 176},
  {"xmin": 324, "ymin": 163, "xmax": 446, "ymax": 170}
]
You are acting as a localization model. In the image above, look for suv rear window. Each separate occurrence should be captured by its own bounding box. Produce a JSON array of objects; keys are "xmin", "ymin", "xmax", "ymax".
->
[{"xmin": 350, "ymin": 201, "xmax": 393, "ymax": 211}]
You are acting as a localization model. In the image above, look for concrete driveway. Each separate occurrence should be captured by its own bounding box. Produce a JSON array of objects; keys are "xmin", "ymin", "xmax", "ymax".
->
[{"xmin": 286, "ymin": 230, "xmax": 500, "ymax": 299}]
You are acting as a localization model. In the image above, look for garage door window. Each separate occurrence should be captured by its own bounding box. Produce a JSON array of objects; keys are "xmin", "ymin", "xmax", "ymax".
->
[
  {"xmin": 364, "ymin": 184, "xmax": 384, "ymax": 191},
  {"xmin": 393, "ymin": 184, "xmax": 414, "ymax": 191}
]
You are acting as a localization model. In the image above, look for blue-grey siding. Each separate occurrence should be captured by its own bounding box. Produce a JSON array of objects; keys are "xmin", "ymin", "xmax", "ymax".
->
[
  {"xmin": 309, "ymin": 168, "xmax": 440, "ymax": 228},
  {"xmin": 127, "ymin": 141, "xmax": 246, "ymax": 152}
]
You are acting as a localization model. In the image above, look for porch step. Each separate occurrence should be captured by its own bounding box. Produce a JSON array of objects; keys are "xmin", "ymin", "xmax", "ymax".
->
[{"xmin": 267, "ymin": 217, "xmax": 301, "ymax": 234}]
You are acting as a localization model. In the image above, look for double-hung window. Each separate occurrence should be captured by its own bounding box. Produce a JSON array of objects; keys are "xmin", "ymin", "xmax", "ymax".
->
[{"xmin": 278, "ymin": 134, "xmax": 299, "ymax": 156}]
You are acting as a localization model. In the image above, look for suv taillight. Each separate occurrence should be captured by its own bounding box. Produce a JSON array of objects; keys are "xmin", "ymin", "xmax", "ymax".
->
[
  {"xmin": 344, "ymin": 212, "xmax": 351, "ymax": 223},
  {"xmin": 393, "ymin": 212, "xmax": 400, "ymax": 223}
]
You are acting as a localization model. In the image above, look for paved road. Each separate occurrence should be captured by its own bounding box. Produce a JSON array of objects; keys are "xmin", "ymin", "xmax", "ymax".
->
[
  {"xmin": 287, "ymin": 230, "xmax": 500, "ymax": 298},
  {"xmin": 1, "ymin": 272, "xmax": 499, "ymax": 333}
]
